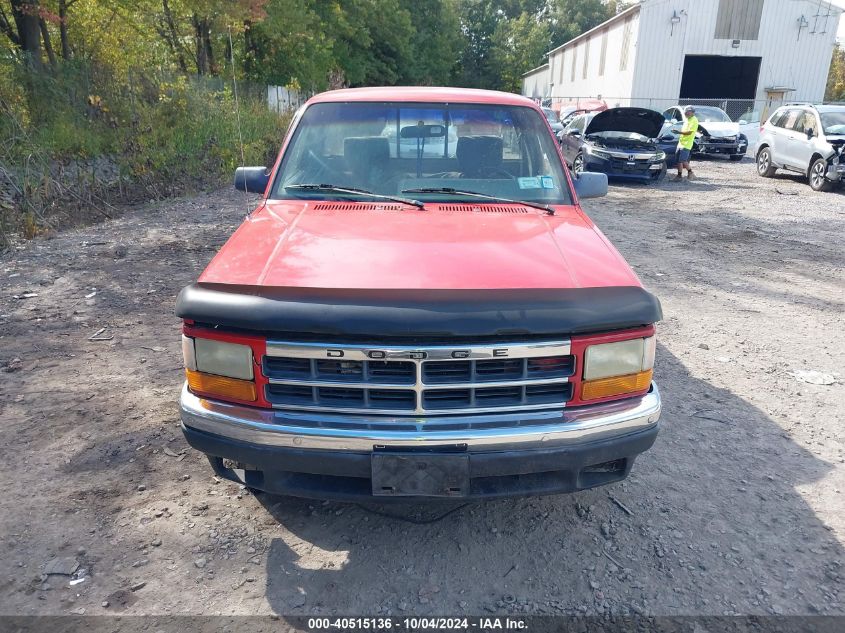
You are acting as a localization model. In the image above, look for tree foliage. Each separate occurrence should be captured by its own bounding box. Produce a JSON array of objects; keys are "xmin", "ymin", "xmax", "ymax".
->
[
  {"xmin": 826, "ymin": 44, "xmax": 845, "ymax": 102},
  {"xmin": 0, "ymin": 0, "xmax": 639, "ymax": 94}
]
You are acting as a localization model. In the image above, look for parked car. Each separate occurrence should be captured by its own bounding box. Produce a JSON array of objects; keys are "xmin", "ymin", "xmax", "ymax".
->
[
  {"xmin": 176, "ymin": 87, "xmax": 662, "ymax": 501},
  {"xmin": 737, "ymin": 107, "xmax": 762, "ymax": 152},
  {"xmin": 558, "ymin": 99, "xmax": 608, "ymax": 128},
  {"xmin": 662, "ymin": 105, "xmax": 748, "ymax": 161},
  {"xmin": 542, "ymin": 106, "xmax": 564, "ymax": 135},
  {"xmin": 558, "ymin": 107, "xmax": 667, "ymax": 183},
  {"xmin": 756, "ymin": 104, "xmax": 845, "ymax": 191}
]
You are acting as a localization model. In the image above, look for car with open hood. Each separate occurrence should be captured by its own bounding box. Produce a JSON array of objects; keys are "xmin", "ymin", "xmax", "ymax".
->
[
  {"xmin": 662, "ymin": 105, "xmax": 748, "ymax": 161},
  {"xmin": 175, "ymin": 87, "xmax": 662, "ymax": 501},
  {"xmin": 559, "ymin": 107, "xmax": 667, "ymax": 183}
]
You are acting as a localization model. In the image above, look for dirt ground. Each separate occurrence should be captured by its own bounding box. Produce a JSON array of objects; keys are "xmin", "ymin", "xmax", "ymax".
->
[{"xmin": 1, "ymin": 158, "xmax": 843, "ymax": 619}]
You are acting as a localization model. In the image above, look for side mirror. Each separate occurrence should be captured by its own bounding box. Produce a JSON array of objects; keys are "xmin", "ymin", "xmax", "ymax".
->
[
  {"xmin": 568, "ymin": 128, "xmax": 582, "ymax": 137},
  {"xmin": 806, "ymin": 128, "xmax": 814, "ymax": 139},
  {"xmin": 738, "ymin": 119, "xmax": 748, "ymax": 125},
  {"xmin": 234, "ymin": 167, "xmax": 270, "ymax": 193},
  {"xmin": 574, "ymin": 171, "xmax": 608, "ymax": 199},
  {"xmin": 659, "ymin": 134, "xmax": 676, "ymax": 141}
]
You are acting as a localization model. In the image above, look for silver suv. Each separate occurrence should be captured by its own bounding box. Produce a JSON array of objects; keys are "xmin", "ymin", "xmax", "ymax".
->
[{"xmin": 756, "ymin": 104, "xmax": 845, "ymax": 191}]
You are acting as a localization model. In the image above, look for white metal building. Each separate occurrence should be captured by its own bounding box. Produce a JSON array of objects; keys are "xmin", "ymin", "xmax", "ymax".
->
[
  {"xmin": 522, "ymin": 63, "xmax": 550, "ymax": 99},
  {"xmin": 522, "ymin": 0, "xmax": 842, "ymax": 110}
]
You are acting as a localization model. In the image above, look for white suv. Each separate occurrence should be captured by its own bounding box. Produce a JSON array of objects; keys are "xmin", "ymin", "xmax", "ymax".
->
[{"xmin": 756, "ymin": 104, "xmax": 845, "ymax": 191}]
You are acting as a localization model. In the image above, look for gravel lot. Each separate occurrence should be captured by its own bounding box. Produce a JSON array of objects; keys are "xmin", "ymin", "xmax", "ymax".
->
[{"xmin": 1, "ymin": 157, "xmax": 843, "ymax": 618}]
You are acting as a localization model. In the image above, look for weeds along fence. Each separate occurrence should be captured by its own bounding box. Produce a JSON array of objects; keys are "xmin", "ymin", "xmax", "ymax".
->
[{"xmin": 0, "ymin": 62, "xmax": 290, "ymax": 247}]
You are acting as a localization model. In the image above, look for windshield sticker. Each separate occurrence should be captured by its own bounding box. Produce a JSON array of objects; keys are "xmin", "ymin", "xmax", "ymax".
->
[
  {"xmin": 541, "ymin": 176, "xmax": 555, "ymax": 189},
  {"xmin": 518, "ymin": 176, "xmax": 541, "ymax": 189}
]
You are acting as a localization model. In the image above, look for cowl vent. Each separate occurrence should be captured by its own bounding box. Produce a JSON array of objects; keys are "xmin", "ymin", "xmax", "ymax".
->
[
  {"xmin": 310, "ymin": 202, "xmax": 531, "ymax": 213},
  {"xmin": 312, "ymin": 203, "xmax": 404, "ymax": 211},
  {"xmin": 437, "ymin": 204, "xmax": 530, "ymax": 214}
]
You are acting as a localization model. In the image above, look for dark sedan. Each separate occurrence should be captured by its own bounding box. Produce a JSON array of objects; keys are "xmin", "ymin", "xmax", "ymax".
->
[{"xmin": 558, "ymin": 107, "xmax": 668, "ymax": 183}]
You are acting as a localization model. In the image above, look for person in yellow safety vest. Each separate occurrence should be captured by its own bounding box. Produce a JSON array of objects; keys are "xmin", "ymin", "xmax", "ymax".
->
[{"xmin": 674, "ymin": 105, "xmax": 699, "ymax": 181}]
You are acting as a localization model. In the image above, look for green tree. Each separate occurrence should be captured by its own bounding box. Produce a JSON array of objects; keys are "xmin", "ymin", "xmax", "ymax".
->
[
  {"xmin": 242, "ymin": 0, "xmax": 333, "ymax": 90},
  {"xmin": 826, "ymin": 44, "xmax": 845, "ymax": 102},
  {"xmin": 548, "ymin": 0, "xmax": 612, "ymax": 49},
  {"xmin": 400, "ymin": 0, "xmax": 461, "ymax": 85},
  {"xmin": 490, "ymin": 11, "xmax": 550, "ymax": 92}
]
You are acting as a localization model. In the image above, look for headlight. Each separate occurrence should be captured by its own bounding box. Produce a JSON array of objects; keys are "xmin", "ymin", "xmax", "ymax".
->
[
  {"xmin": 183, "ymin": 336, "xmax": 257, "ymax": 402},
  {"xmin": 585, "ymin": 145, "xmax": 612, "ymax": 159},
  {"xmin": 655, "ymin": 151, "xmax": 666, "ymax": 161},
  {"xmin": 582, "ymin": 336, "xmax": 655, "ymax": 401},
  {"xmin": 192, "ymin": 337, "xmax": 254, "ymax": 380}
]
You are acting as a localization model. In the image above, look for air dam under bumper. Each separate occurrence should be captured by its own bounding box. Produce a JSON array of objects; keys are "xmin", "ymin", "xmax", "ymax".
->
[{"xmin": 180, "ymin": 383, "xmax": 662, "ymax": 500}]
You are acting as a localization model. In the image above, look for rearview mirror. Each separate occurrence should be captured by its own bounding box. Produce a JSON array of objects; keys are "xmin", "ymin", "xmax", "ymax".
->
[
  {"xmin": 234, "ymin": 167, "xmax": 270, "ymax": 193},
  {"xmin": 400, "ymin": 124, "xmax": 447, "ymax": 139},
  {"xmin": 574, "ymin": 171, "xmax": 608, "ymax": 199}
]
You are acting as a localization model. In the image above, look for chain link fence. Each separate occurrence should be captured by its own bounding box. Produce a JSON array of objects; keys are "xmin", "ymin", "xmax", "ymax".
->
[
  {"xmin": 542, "ymin": 96, "xmax": 770, "ymax": 124},
  {"xmin": 539, "ymin": 96, "xmax": 845, "ymax": 125}
]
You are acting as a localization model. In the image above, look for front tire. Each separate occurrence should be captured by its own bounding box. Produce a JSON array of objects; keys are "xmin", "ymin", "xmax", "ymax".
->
[
  {"xmin": 809, "ymin": 158, "xmax": 833, "ymax": 192},
  {"xmin": 756, "ymin": 147, "xmax": 776, "ymax": 177},
  {"xmin": 572, "ymin": 153, "xmax": 584, "ymax": 176}
]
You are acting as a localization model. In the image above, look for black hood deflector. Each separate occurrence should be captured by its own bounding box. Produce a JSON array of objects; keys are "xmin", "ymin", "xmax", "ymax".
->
[
  {"xmin": 585, "ymin": 107, "xmax": 666, "ymax": 139},
  {"xmin": 176, "ymin": 283, "xmax": 662, "ymax": 340}
]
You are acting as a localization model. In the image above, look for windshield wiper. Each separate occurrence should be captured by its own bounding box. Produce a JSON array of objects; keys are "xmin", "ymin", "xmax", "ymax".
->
[
  {"xmin": 285, "ymin": 183, "xmax": 424, "ymax": 209},
  {"xmin": 401, "ymin": 187, "xmax": 555, "ymax": 215}
]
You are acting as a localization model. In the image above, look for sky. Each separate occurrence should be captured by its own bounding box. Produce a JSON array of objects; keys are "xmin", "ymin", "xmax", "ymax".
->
[{"xmin": 833, "ymin": 0, "xmax": 845, "ymax": 39}]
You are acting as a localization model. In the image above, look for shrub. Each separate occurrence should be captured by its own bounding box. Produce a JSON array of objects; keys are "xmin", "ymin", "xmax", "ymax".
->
[{"xmin": 0, "ymin": 61, "xmax": 290, "ymax": 246}]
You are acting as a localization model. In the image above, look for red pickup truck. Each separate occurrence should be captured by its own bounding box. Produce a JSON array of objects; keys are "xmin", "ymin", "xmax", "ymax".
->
[{"xmin": 176, "ymin": 87, "xmax": 662, "ymax": 500}]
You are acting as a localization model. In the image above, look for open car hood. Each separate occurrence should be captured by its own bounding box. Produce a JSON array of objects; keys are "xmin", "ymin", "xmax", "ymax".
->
[{"xmin": 585, "ymin": 107, "xmax": 665, "ymax": 139}]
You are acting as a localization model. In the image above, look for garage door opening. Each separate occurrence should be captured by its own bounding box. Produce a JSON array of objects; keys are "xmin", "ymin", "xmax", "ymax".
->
[{"xmin": 680, "ymin": 55, "xmax": 761, "ymax": 100}]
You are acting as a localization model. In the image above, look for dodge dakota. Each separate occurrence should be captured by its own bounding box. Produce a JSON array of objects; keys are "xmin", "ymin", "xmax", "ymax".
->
[{"xmin": 176, "ymin": 87, "xmax": 662, "ymax": 500}]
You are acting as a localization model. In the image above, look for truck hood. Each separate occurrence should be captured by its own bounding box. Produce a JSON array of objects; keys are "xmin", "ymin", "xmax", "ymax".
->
[
  {"xmin": 698, "ymin": 121, "xmax": 740, "ymax": 137},
  {"xmin": 585, "ymin": 107, "xmax": 665, "ymax": 139},
  {"xmin": 198, "ymin": 201, "xmax": 641, "ymax": 290}
]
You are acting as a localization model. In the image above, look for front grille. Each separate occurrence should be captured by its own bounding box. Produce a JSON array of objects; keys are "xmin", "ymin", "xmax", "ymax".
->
[
  {"xmin": 265, "ymin": 357, "xmax": 415, "ymax": 385},
  {"xmin": 263, "ymin": 341, "xmax": 575, "ymax": 414}
]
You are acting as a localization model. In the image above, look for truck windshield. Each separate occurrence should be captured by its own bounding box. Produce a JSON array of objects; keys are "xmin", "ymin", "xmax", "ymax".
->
[{"xmin": 272, "ymin": 101, "xmax": 572, "ymax": 205}]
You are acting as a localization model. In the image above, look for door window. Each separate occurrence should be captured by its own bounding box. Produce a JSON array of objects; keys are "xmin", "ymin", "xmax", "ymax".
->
[
  {"xmin": 664, "ymin": 108, "xmax": 683, "ymax": 122},
  {"xmin": 791, "ymin": 112, "xmax": 817, "ymax": 136},
  {"xmin": 778, "ymin": 110, "xmax": 802, "ymax": 130},
  {"xmin": 566, "ymin": 116, "xmax": 585, "ymax": 133}
]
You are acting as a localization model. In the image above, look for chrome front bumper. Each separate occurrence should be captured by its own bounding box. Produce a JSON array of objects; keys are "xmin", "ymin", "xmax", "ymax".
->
[{"xmin": 179, "ymin": 382, "xmax": 661, "ymax": 452}]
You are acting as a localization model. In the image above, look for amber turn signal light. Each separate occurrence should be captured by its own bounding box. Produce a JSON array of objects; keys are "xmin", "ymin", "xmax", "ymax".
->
[
  {"xmin": 186, "ymin": 369, "xmax": 257, "ymax": 402},
  {"xmin": 581, "ymin": 369, "xmax": 652, "ymax": 401}
]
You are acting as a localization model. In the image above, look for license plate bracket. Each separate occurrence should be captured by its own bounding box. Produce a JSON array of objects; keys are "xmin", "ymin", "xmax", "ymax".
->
[{"xmin": 371, "ymin": 453, "xmax": 470, "ymax": 497}]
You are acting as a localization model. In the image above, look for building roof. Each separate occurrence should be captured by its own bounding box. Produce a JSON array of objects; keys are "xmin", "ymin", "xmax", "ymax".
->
[
  {"xmin": 521, "ymin": 63, "xmax": 550, "ymax": 78},
  {"xmin": 307, "ymin": 87, "xmax": 537, "ymax": 107},
  {"xmin": 547, "ymin": 3, "xmax": 641, "ymax": 56}
]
